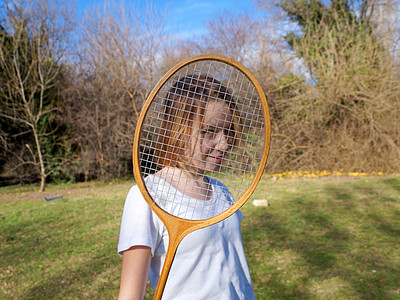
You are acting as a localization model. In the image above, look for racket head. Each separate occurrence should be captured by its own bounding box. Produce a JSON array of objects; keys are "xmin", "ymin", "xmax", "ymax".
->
[{"xmin": 133, "ymin": 54, "xmax": 271, "ymax": 226}]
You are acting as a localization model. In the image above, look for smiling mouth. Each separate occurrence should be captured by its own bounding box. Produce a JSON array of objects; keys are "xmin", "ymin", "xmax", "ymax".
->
[{"xmin": 210, "ymin": 156, "xmax": 223, "ymax": 164}]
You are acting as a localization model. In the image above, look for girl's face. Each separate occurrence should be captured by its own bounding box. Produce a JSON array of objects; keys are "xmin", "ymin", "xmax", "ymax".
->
[{"xmin": 190, "ymin": 100, "xmax": 233, "ymax": 174}]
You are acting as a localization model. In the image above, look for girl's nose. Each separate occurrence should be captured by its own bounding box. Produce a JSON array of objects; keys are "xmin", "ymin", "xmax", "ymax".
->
[{"xmin": 215, "ymin": 131, "xmax": 229, "ymax": 152}]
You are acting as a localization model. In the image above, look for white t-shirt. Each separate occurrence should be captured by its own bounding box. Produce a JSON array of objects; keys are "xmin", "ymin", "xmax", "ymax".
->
[
  {"xmin": 144, "ymin": 174, "xmax": 234, "ymax": 220},
  {"xmin": 118, "ymin": 175, "xmax": 255, "ymax": 300}
]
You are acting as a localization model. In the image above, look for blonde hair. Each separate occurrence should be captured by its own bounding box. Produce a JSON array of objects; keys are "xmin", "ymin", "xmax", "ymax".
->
[{"xmin": 155, "ymin": 74, "xmax": 240, "ymax": 169}]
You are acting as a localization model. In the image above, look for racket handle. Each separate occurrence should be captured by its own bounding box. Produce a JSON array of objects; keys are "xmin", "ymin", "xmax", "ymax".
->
[
  {"xmin": 153, "ymin": 243, "xmax": 177, "ymax": 300},
  {"xmin": 153, "ymin": 220, "xmax": 197, "ymax": 300}
]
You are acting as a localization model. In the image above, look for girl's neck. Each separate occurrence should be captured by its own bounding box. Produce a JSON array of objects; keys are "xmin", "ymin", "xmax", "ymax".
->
[{"xmin": 157, "ymin": 167, "xmax": 213, "ymax": 201}]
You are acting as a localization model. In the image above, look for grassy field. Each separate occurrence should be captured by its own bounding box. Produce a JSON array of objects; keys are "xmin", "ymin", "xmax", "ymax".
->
[{"xmin": 1, "ymin": 175, "xmax": 399, "ymax": 299}]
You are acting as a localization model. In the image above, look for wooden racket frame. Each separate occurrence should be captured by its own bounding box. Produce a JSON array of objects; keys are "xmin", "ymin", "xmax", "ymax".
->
[{"xmin": 133, "ymin": 54, "xmax": 271, "ymax": 299}]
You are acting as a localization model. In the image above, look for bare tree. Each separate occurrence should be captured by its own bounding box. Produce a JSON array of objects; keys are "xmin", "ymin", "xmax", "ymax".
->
[
  {"xmin": 65, "ymin": 3, "xmax": 176, "ymax": 180},
  {"xmin": 0, "ymin": 0, "xmax": 73, "ymax": 191}
]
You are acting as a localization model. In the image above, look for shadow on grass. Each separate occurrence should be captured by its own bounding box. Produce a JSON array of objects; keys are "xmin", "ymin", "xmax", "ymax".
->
[
  {"xmin": 382, "ymin": 177, "xmax": 400, "ymax": 192},
  {"xmin": 243, "ymin": 177, "xmax": 400, "ymax": 299},
  {"xmin": 1, "ymin": 217, "xmax": 57, "ymax": 267},
  {"xmin": 1, "ymin": 201, "xmax": 121, "ymax": 299},
  {"xmin": 368, "ymin": 212, "xmax": 400, "ymax": 238},
  {"xmin": 23, "ymin": 253, "xmax": 119, "ymax": 299}
]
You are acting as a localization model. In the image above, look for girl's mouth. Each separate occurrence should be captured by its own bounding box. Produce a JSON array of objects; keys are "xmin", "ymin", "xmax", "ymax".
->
[{"xmin": 210, "ymin": 156, "xmax": 223, "ymax": 164}]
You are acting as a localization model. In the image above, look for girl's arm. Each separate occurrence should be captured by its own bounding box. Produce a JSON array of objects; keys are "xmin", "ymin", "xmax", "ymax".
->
[{"xmin": 118, "ymin": 245, "xmax": 152, "ymax": 300}]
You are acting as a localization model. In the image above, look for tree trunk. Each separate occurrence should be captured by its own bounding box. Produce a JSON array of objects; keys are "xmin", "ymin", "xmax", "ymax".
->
[{"xmin": 33, "ymin": 127, "xmax": 46, "ymax": 192}]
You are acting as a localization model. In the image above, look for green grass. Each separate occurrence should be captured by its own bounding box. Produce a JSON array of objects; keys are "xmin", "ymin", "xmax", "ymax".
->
[{"xmin": 1, "ymin": 176, "xmax": 399, "ymax": 299}]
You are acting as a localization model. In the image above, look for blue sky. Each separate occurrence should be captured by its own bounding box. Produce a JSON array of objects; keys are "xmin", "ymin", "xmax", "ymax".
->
[{"xmin": 76, "ymin": 0, "xmax": 261, "ymax": 39}]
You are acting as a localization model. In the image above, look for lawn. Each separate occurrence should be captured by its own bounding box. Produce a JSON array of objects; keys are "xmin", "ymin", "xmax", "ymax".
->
[{"xmin": 1, "ymin": 175, "xmax": 399, "ymax": 299}]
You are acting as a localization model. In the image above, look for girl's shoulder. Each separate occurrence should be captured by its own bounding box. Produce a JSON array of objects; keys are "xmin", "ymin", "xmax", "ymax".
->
[
  {"xmin": 207, "ymin": 177, "xmax": 235, "ymax": 205},
  {"xmin": 207, "ymin": 177, "xmax": 243, "ymax": 221}
]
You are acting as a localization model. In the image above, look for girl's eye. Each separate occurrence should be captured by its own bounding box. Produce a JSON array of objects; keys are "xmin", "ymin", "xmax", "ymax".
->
[
  {"xmin": 206, "ymin": 129, "xmax": 215, "ymax": 134},
  {"xmin": 202, "ymin": 129, "xmax": 218, "ymax": 141},
  {"xmin": 203, "ymin": 129, "xmax": 216, "ymax": 136}
]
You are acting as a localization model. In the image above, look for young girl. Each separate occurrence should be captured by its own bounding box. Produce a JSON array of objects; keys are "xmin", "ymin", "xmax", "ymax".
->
[{"xmin": 117, "ymin": 75, "xmax": 256, "ymax": 300}]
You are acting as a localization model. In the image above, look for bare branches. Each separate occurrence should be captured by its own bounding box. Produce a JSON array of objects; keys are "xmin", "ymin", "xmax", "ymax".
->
[
  {"xmin": 80, "ymin": 3, "xmax": 169, "ymax": 117},
  {"xmin": 64, "ymin": 3, "xmax": 173, "ymax": 180},
  {"xmin": 0, "ymin": 0, "xmax": 72, "ymax": 191}
]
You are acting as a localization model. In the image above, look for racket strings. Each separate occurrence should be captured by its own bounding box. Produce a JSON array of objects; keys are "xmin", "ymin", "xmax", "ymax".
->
[{"xmin": 139, "ymin": 60, "xmax": 265, "ymax": 220}]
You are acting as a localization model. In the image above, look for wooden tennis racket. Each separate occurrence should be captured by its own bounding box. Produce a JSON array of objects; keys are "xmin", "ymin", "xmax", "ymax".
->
[{"xmin": 133, "ymin": 54, "xmax": 271, "ymax": 299}]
